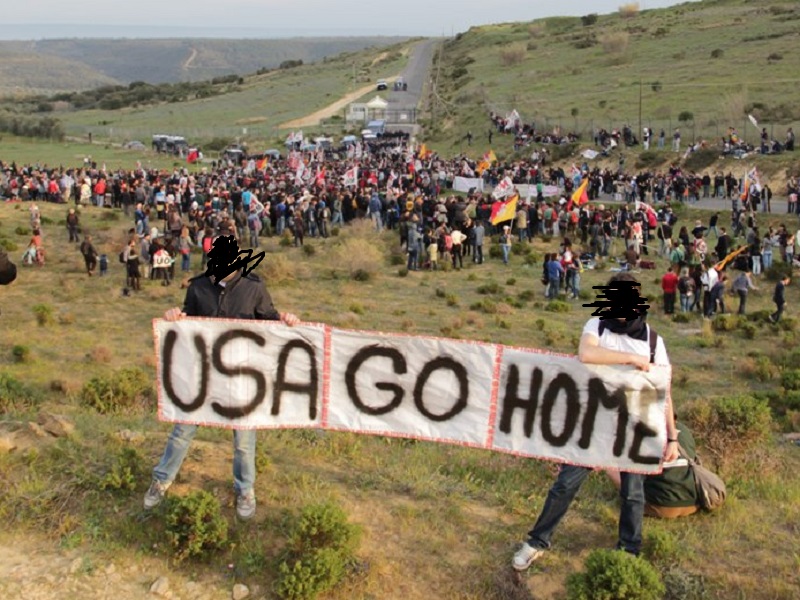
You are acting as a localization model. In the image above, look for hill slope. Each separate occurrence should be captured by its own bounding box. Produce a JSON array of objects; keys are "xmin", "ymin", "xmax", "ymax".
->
[
  {"xmin": 426, "ymin": 0, "xmax": 800, "ymax": 153},
  {"xmin": 0, "ymin": 36, "xmax": 408, "ymax": 93}
]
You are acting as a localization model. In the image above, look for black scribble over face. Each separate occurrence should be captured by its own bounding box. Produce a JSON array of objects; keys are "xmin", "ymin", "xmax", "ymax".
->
[
  {"xmin": 583, "ymin": 281, "xmax": 650, "ymax": 320},
  {"xmin": 203, "ymin": 235, "xmax": 265, "ymax": 282}
]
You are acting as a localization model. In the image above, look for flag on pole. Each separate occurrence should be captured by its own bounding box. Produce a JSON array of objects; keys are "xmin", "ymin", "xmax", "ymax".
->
[
  {"xmin": 492, "ymin": 176, "xmax": 515, "ymax": 199},
  {"xmin": 368, "ymin": 171, "xmax": 378, "ymax": 186},
  {"xmin": 486, "ymin": 149, "xmax": 498, "ymax": 164},
  {"xmin": 256, "ymin": 157, "xmax": 268, "ymax": 171},
  {"xmin": 490, "ymin": 193, "xmax": 519, "ymax": 225},
  {"xmin": 748, "ymin": 114, "xmax": 759, "ymax": 129},
  {"xmin": 186, "ymin": 149, "xmax": 199, "ymax": 164},
  {"xmin": 566, "ymin": 178, "xmax": 589, "ymax": 211},
  {"xmin": 504, "ymin": 109, "xmax": 520, "ymax": 131},
  {"xmin": 343, "ymin": 166, "xmax": 359, "ymax": 188},
  {"xmin": 315, "ymin": 167, "xmax": 326, "ymax": 188},
  {"xmin": 419, "ymin": 144, "xmax": 431, "ymax": 159}
]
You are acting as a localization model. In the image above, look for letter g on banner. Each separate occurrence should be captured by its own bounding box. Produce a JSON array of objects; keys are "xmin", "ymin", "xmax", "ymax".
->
[{"xmin": 345, "ymin": 345, "xmax": 408, "ymax": 415}]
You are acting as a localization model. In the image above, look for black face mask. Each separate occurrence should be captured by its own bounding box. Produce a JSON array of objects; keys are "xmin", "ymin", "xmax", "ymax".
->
[{"xmin": 598, "ymin": 315, "xmax": 648, "ymax": 341}]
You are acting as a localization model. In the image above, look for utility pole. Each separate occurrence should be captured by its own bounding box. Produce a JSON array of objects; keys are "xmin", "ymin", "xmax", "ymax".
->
[{"xmin": 638, "ymin": 77, "xmax": 643, "ymax": 146}]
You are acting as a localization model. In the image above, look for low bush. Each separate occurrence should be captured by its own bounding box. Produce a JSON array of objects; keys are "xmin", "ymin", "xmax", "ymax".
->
[
  {"xmin": 518, "ymin": 290, "xmax": 536, "ymax": 302},
  {"xmin": 99, "ymin": 447, "xmax": 149, "ymax": 495},
  {"xmin": 712, "ymin": 314, "xmax": 740, "ymax": 332},
  {"xmin": 499, "ymin": 43, "xmax": 527, "ymax": 66},
  {"xmin": 635, "ymin": 151, "xmax": 667, "ymax": 169},
  {"xmin": 332, "ymin": 237, "xmax": 382, "ymax": 281},
  {"xmin": 488, "ymin": 245, "xmax": 503, "ymax": 259},
  {"xmin": 566, "ymin": 549, "xmax": 663, "ymax": 600},
  {"xmin": 781, "ymin": 369, "xmax": 800, "ymax": 391},
  {"xmin": 276, "ymin": 502, "xmax": 361, "ymax": 599},
  {"xmin": 397, "ymin": 267, "xmax": 408, "ymax": 277},
  {"xmin": 302, "ymin": 244, "xmax": 316, "ymax": 256},
  {"xmin": 506, "ymin": 277, "xmax": 517, "ymax": 286},
  {"xmin": 684, "ymin": 394, "xmax": 773, "ymax": 464},
  {"xmin": 11, "ymin": 344, "xmax": 32, "ymax": 363},
  {"xmin": 79, "ymin": 367, "xmax": 154, "ymax": 414},
  {"xmin": 545, "ymin": 300, "xmax": 571, "ymax": 313},
  {"xmin": 0, "ymin": 373, "xmax": 39, "ymax": 412},
  {"xmin": 164, "ymin": 491, "xmax": 228, "ymax": 563},
  {"xmin": 683, "ymin": 149, "xmax": 718, "ymax": 172},
  {"xmin": 672, "ymin": 312, "xmax": 691, "ymax": 323},
  {"xmin": 477, "ymin": 281, "xmax": 503, "ymax": 295},
  {"xmin": 764, "ymin": 263, "xmax": 792, "ymax": 282},
  {"xmin": 32, "ymin": 304, "xmax": 55, "ymax": 326},
  {"xmin": 15, "ymin": 226, "xmax": 31, "ymax": 236},
  {"xmin": 662, "ymin": 567, "xmax": 710, "ymax": 600},
  {"xmin": 511, "ymin": 242, "xmax": 531, "ymax": 256},
  {"xmin": 600, "ymin": 31, "xmax": 630, "ymax": 54},
  {"xmin": 0, "ymin": 238, "xmax": 18, "ymax": 251}
]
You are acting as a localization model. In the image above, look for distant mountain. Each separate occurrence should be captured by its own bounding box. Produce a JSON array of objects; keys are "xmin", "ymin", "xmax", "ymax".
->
[{"xmin": 0, "ymin": 36, "xmax": 408, "ymax": 94}]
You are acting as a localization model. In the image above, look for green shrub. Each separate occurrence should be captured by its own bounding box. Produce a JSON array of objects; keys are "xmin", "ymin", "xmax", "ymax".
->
[
  {"xmin": 99, "ymin": 212, "xmax": 119, "ymax": 221},
  {"xmin": 352, "ymin": 269, "xmax": 372, "ymax": 282},
  {"xmin": 164, "ymin": 491, "xmax": 228, "ymax": 563},
  {"xmin": 79, "ymin": 367, "xmax": 154, "ymax": 414},
  {"xmin": 435, "ymin": 287, "xmax": 447, "ymax": 298},
  {"xmin": 511, "ymin": 242, "xmax": 531, "ymax": 256},
  {"xmin": 685, "ymin": 395, "xmax": 773, "ymax": 463},
  {"xmin": 566, "ymin": 549, "xmax": 664, "ymax": 600},
  {"xmin": 279, "ymin": 235, "xmax": 293, "ymax": 247},
  {"xmin": 389, "ymin": 253, "xmax": 405, "ymax": 266},
  {"xmin": 662, "ymin": 567, "xmax": 710, "ymax": 600},
  {"xmin": 635, "ymin": 151, "xmax": 667, "ymax": 169},
  {"xmin": 0, "ymin": 373, "xmax": 39, "ymax": 412},
  {"xmin": 348, "ymin": 303, "xmax": 365, "ymax": 315},
  {"xmin": 519, "ymin": 290, "xmax": 536, "ymax": 302},
  {"xmin": 781, "ymin": 369, "xmax": 800, "ymax": 391},
  {"xmin": 11, "ymin": 344, "xmax": 31, "ymax": 363},
  {"xmin": 470, "ymin": 299, "xmax": 498, "ymax": 314},
  {"xmin": 477, "ymin": 281, "xmax": 502, "ymax": 295},
  {"xmin": 99, "ymin": 447, "xmax": 149, "ymax": 494},
  {"xmin": 506, "ymin": 277, "xmax": 517, "ymax": 286},
  {"xmin": 0, "ymin": 238, "xmax": 18, "ymax": 251},
  {"xmin": 644, "ymin": 528, "xmax": 680, "ymax": 566},
  {"xmin": 445, "ymin": 293, "xmax": 459, "ymax": 307},
  {"xmin": 545, "ymin": 300, "xmax": 571, "ymax": 313},
  {"xmin": 488, "ymin": 245, "xmax": 503, "ymax": 259},
  {"xmin": 737, "ymin": 320, "xmax": 756, "ymax": 338},
  {"xmin": 32, "ymin": 304, "xmax": 55, "ymax": 326},
  {"xmin": 523, "ymin": 253, "xmax": 540, "ymax": 266},
  {"xmin": 712, "ymin": 314, "xmax": 740, "ymax": 332},
  {"xmin": 330, "ymin": 227, "xmax": 340, "ymax": 237},
  {"xmin": 397, "ymin": 267, "xmax": 409, "ymax": 277},
  {"xmin": 276, "ymin": 502, "xmax": 361, "ymax": 599},
  {"xmin": 15, "ymin": 226, "xmax": 31, "ymax": 236},
  {"xmin": 673, "ymin": 312, "xmax": 691, "ymax": 323},
  {"xmin": 302, "ymin": 244, "xmax": 316, "ymax": 257}
]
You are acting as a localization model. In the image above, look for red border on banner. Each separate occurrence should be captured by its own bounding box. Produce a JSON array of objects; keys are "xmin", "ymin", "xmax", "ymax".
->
[
  {"xmin": 485, "ymin": 345, "xmax": 503, "ymax": 448},
  {"xmin": 321, "ymin": 325, "xmax": 332, "ymax": 428}
]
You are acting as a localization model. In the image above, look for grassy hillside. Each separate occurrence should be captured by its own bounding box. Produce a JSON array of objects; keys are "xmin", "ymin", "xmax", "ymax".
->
[
  {"xmin": 0, "ymin": 36, "xmax": 409, "ymax": 94},
  {"xmin": 425, "ymin": 0, "xmax": 800, "ymax": 155},
  {"xmin": 49, "ymin": 41, "xmax": 412, "ymax": 145},
  {"xmin": 0, "ymin": 202, "xmax": 798, "ymax": 599}
]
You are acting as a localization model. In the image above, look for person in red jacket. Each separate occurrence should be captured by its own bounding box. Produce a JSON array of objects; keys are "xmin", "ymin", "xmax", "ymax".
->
[{"xmin": 661, "ymin": 266, "xmax": 679, "ymax": 315}]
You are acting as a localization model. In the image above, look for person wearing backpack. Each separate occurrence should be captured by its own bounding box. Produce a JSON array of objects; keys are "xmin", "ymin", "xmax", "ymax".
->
[{"xmin": 513, "ymin": 272, "xmax": 679, "ymax": 570}]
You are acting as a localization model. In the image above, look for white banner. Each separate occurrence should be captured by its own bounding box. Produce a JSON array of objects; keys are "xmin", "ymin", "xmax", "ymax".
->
[
  {"xmin": 453, "ymin": 176, "xmax": 484, "ymax": 193},
  {"xmin": 518, "ymin": 184, "xmax": 560, "ymax": 199},
  {"xmin": 154, "ymin": 320, "xmax": 672, "ymax": 473}
]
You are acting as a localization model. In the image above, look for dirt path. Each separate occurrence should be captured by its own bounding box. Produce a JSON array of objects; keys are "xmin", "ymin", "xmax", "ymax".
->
[
  {"xmin": 279, "ymin": 78, "xmax": 397, "ymax": 129},
  {"xmin": 182, "ymin": 47, "xmax": 198, "ymax": 71},
  {"xmin": 0, "ymin": 531, "xmax": 262, "ymax": 600}
]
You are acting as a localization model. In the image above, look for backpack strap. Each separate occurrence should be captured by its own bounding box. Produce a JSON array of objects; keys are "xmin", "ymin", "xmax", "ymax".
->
[{"xmin": 648, "ymin": 326, "xmax": 658, "ymax": 364}]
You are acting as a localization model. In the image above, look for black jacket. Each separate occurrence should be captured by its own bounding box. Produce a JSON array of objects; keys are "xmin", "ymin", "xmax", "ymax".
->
[
  {"xmin": 0, "ymin": 247, "xmax": 16, "ymax": 285},
  {"xmin": 183, "ymin": 271, "xmax": 280, "ymax": 320}
]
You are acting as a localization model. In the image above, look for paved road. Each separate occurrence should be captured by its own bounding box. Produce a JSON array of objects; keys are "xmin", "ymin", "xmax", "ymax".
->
[{"xmin": 379, "ymin": 39, "xmax": 440, "ymax": 135}]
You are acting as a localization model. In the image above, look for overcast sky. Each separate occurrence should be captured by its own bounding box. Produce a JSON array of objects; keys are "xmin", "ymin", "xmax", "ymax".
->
[{"xmin": 3, "ymin": 0, "xmax": 696, "ymax": 38}]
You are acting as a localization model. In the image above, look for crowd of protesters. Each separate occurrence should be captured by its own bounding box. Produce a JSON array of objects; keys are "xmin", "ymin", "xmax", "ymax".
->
[{"xmin": 1, "ymin": 130, "xmax": 797, "ymax": 306}]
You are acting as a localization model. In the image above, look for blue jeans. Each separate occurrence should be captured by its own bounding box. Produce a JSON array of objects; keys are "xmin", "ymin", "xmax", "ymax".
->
[
  {"xmin": 501, "ymin": 244, "xmax": 510, "ymax": 264},
  {"xmin": 527, "ymin": 465, "xmax": 645, "ymax": 555},
  {"xmin": 763, "ymin": 251, "xmax": 773, "ymax": 270},
  {"xmin": 680, "ymin": 293, "xmax": 691, "ymax": 312},
  {"xmin": 152, "ymin": 424, "xmax": 256, "ymax": 495},
  {"xmin": 181, "ymin": 252, "xmax": 190, "ymax": 272}
]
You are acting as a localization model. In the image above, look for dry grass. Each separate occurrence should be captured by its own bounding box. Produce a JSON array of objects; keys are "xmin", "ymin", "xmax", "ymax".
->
[
  {"xmin": 600, "ymin": 31, "xmax": 630, "ymax": 54},
  {"xmin": 527, "ymin": 24, "xmax": 544, "ymax": 38},
  {"xmin": 720, "ymin": 89, "xmax": 749, "ymax": 128},
  {"xmin": 499, "ymin": 44, "xmax": 527, "ymax": 67},
  {"xmin": 618, "ymin": 2, "xmax": 640, "ymax": 18}
]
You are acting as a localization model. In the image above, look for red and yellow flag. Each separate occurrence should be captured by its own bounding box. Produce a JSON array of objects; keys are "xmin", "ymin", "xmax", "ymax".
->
[
  {"xmin": 256, "ymin": 157, "xmax": 268, "ymax": 171},
  {"xmin": 571, "ymin": 178, "xmax": 589, "ymax": 206},
  {"xmin": 490, "ymin": 193, "xmax": 519, "ymax": 226}
]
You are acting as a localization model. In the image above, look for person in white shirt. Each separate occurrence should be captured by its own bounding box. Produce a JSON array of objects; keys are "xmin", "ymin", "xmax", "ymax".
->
[{"xmin": 513, "ymin": 272, "xmax": 678, "ymax": 571}]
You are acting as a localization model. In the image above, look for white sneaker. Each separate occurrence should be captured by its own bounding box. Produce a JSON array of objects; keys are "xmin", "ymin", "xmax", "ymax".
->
[
  {"xmin": 512, "ymin": 542, "xmax": 544, "ymax": 571},
  {"xmin": 236, "ymin": 490, "xmax": 256, "ymax": 520},
  {"xmin": 143, "ymin": 479, "xmax": 171, "ymax": 510}
]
